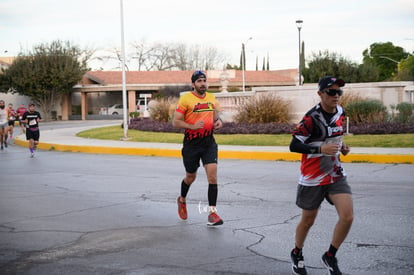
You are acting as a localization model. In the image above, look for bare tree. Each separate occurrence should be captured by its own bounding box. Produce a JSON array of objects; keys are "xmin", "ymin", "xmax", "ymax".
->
[
  {"xmin": 130, "ymin": 39, "xmax": 157, "ymax": 71},
  {"xmin": 183, "ymin": 44, "xmax": 227, "ymax": 70},
  {"xmin": 79, "ymin": 46, "xmax": 97, "ymax": 65},
  {"xmin": 187, "ymin": 45, "xmax": 202, "ymax": 69},
  {"xmin": 87, "ymin": 47, "xmax": 130, "ymax": 71},
  {"xmin": 151, "ymin": 43, "xmax": 176, "ymax": 71},
  {"xmin": 88, "ymin": 39, "xmax": 228, "ymax": 71},
  {"xmin": 112, "ymin": 47, "xmax": 130, "ymax": 71},
  {"xmin": 203, "ymin": 46, "xmax": 225, "ymax": 70},
  {"xmin": 172, "ymin": 43, "xmax": 190, "ymax": 70}
]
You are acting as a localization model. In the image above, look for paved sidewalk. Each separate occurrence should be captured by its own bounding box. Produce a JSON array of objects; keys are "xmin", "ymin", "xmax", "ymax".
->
[{"xmin": 13, "ymin": 120, "xmax": 414, "ymax": 164}]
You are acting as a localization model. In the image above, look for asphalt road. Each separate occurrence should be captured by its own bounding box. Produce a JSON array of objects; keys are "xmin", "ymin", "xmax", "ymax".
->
[{"xmin": 0, "ymin": 142, "xmax": 413, "ymax": 274}]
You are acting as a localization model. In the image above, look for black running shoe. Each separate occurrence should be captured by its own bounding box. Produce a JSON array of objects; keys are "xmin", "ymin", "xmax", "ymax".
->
[
  {"xmin": 290, "ymin": 249, "xmax": 307, "ymax": 275},
  {"xmin": 321, "ymin": 253, "xmax": 342, "ymax": 275},
  {"xmin": 4, "ymin": 142, "xmax": 7, "ymax": 148}
]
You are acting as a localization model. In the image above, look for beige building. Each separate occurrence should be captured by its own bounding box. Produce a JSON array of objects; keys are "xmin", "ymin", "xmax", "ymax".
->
[{"xmin": 65, "ymin": 69, "xmax": 298, "ymax": 120}]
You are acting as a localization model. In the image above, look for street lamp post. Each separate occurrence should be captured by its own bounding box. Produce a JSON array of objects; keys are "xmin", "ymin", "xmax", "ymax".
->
[
  {"xmin": 120, "ymin": 0, "xmax": 128, "ymax": 139},
  {"xmin": 296, "ymin": 20, "xmax": 303, "ymax": 86},
  {"xmin": 242, "ymin": 37, "xmax": 252, "ymax": 92}
]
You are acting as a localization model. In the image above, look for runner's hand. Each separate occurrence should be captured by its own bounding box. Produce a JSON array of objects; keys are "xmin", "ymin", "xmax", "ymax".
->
[
  {"xmin": 192, "ymin": 120, "xmax": 204, "ymax": 130},
  {"xmin": 214, "ymin": 119, "xmax": 223, "ymax": 130},
  {"xmin": 341, "ymin": 143, "xmax": 350, "ymax": 156},
  {"xmin": 321, "ymin": 143, "xmax": 340, "ymax": 155}
]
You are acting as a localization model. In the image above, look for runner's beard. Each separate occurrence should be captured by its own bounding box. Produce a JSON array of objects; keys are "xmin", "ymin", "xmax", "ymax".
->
[{"xmin": 196, "ymin": 86, "xmax": 206, "ymax": 95}]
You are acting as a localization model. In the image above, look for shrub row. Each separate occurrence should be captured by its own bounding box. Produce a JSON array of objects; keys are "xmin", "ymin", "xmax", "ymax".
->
[
  {"xmin": 215, "ymin": 122, "xmax": 295, "ymax": 134},
  {"xmin": 129, "ymin": 118, "xmax": 414, "ymax": 135},
  {"xmin": 349, "ymin": 122, "xmax": 414, "ymax": 134},
  {"xmin": 129, "ymin": 117, "xmax": 182, "ymax": 133}
]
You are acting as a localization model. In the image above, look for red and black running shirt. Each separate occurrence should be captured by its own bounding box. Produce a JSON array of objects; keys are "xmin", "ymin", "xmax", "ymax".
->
[{"xmin": 291, "ymin": 103, "xmax": 346, "ymax": 186}]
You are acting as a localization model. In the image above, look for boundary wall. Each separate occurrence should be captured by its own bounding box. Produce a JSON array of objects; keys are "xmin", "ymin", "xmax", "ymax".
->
[{"xmin": 215, "ymin": 81, "xmax": 414, "ymax": 122}]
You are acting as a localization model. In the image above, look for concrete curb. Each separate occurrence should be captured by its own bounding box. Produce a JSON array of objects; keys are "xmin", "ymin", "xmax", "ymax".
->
[{"xmin": 14, "ymin": 137, "xmax": 414, "ymax": 164}]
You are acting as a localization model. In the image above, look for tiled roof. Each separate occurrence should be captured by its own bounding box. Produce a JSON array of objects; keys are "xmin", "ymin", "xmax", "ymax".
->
[{"xmin": 84, "ymin": 69, "xmax": 297, "ymax": 86}]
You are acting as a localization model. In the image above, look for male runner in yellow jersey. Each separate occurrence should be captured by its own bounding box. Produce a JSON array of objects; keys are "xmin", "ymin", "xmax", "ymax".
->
[{"xmin": 173, "ymin": 70, "xmax": 224, "ymax": 226}]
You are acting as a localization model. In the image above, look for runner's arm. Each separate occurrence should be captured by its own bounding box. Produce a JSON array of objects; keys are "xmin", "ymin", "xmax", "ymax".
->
[
  {"xmin": 213, "ymin": 110, "xmax": 223, "ymax": 130},
  {"xmin": 172, "ymin": 111, "xmax": 203, "ymax": 130},
  {"xmin": 289, "ymin": 136, "xmax": 320, "ymax": 154}
]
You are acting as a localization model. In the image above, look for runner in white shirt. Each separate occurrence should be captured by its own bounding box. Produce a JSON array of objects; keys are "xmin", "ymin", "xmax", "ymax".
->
[{"xmin": 0, "ymin": 100, "xmax": 9, "ymax": 150}]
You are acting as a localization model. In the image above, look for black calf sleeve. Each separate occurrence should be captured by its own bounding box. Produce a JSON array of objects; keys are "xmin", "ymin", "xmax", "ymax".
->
[
  {"xmin": 181, "ymin": 180, "xmax": 190, "ymax": 198},
  {"xmin": 208, "ymin": 184, "xmax": 218, "ymax": 206}
]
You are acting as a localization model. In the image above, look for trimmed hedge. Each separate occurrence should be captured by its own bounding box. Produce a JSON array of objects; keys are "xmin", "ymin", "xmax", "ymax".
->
[
  {"xmin": 349, "ymin": 122, "xmax": 414, "ymax": 134},
  {"xmin": 128, "ymin": 118, "xmax": 414, "ymax": 135}
]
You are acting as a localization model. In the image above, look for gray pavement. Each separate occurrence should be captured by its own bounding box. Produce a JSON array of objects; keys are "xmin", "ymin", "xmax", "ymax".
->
[{"xmin": 0, "ymin": 121, "xmax": 413, "ymax": 274}]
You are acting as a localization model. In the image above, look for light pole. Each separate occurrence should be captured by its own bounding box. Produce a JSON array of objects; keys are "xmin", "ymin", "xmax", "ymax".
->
[
  {"xmin": 120, "ymin": 0, "xmax": 128, "ymax": 139},
  {"xmin": 242, "ymin": 37, "xmax": 252, "ymax": 92},
  {"xmin": 296, "ymin": 19, "xmax": 303, "ymax": 86}
]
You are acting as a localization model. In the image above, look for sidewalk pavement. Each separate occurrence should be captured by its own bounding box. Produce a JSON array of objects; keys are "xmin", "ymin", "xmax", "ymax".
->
[{"xmin": 13, "ymin": 121, "xmax": 414, "ymax": 164}]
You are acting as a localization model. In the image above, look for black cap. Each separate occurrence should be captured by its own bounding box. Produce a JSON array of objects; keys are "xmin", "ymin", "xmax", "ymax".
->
[
  {"xmin": 191, "ymin": 70, "xmax": 207, "ymax": 83},
  {"xmin": 318, "ymin": 76, "xmax": 345, "ymax": 91}
]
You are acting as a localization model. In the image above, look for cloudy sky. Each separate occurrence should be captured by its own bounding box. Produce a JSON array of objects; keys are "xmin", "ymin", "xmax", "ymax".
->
[{"xmin": 1, "ymin": 0, "xmax": 413, "ymax": 70}]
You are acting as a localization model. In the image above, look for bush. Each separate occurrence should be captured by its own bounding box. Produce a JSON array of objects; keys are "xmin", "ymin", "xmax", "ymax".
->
[
  {"xmin": 340, "ymin": 93, "xmax": 365, "ymax": 112},
  {"xmin": 346, "ymin": 99, "xmax": 387, "ymax": 124},
  {"xmin": 149, "ymin": 97, "xmax": 178, "ymax": 122},
  {"xmin": 129, "ymin": 112, "xmax": 139, "ymax": 118},
  {"xmin": 227, "ymin": 86, "xmax": 241, "ymax": 92},
  {"xmin": 395, "ymin": 102, "xmax": 414, "ymax": 123},
  {"xmin": 234, "ymin": 93, "xmax": 290, "ymax": 123}
]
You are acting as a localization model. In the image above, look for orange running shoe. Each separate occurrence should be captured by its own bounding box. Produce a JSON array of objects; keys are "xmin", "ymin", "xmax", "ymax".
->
[{"xmin": 177, "ymin": 196, "xmax": 187, "ymax": 220}]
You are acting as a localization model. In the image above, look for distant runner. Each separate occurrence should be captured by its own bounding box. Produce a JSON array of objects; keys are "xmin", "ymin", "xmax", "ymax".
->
[{"xmin": 21, "ymin": 103, "xmax": 42, "ymax": 157}]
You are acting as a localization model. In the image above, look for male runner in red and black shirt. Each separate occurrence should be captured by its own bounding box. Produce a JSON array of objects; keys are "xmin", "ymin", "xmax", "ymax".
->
[{"xmin": 289, "ymin": 76, "xmax": 353, "ymax": 275}]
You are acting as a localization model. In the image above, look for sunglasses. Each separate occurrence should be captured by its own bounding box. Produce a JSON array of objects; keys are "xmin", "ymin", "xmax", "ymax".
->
[{"xmin": 322, "ymin": 89, "xmax": 343, "ymax": 96}]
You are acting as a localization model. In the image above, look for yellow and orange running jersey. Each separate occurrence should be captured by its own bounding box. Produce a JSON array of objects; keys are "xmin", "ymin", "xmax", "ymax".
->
[{"xmin": 175, "ymin": 91, "xmax": 219, "ymax": 143}]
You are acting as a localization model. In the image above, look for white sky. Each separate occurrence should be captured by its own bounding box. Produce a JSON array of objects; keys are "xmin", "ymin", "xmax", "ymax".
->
[{"xmin": 1, "ymin": 0, "xmax": 413, "ymax": 70}]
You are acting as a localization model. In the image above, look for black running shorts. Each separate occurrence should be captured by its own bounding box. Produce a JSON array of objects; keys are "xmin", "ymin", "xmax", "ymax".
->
[
  {"xmin": 182, "ymin": 142, "xmax": 218, "ymax": 173},
  {"xmin": 296, "ymin": 177, "xmax": 351, "ymax": 210},
  {"xmin": 26, "ymin": 128, "xmax": 40, "ymax": 141}
]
